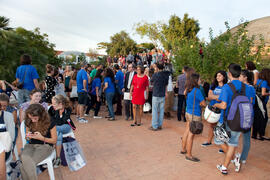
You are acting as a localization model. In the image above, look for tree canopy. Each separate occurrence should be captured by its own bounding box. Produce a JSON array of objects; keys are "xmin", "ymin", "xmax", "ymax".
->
[
  {"xmin": 134, "ymin": 13, "xmax": 200, "ymax": 50},
  {"xmin": 172, "ymin": 21, "xmax": 265, "ymax": 80},
  {"xmin": 98, "ymin": 31, "xmax": 137, "ymax": 57},
  {"xmin": 0, "ymin": 16, "xmax": 62, "ymax": 82}
]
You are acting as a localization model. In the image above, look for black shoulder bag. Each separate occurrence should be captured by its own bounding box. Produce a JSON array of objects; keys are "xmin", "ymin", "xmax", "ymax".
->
[
  {"xmin": 17, "ymin": 67, "xmax": 28, "ymax": 89},
  {"xmin": 189, "ymin": 89, "xmax": 204, "ymax": 134}
]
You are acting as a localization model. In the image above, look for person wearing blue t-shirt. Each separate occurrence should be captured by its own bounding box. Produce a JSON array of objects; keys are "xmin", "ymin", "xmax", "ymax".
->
[
  {"xmin": 214, "ymin": 64, "xmax": 253, "ymax": 175},
  {"xmin": 114, "ymin": 64, "xmax": 124, "ymax": 115},
  {"xmin": 76, "ymin": 62, "xmax": 89, "ymax": 123},
  {"xmin": 181, "ymin": 73, "xmax": 206, "ymax": 162},
  {"xmin": 15, "ymin": 55, "xmax": 39, "ymax": 105},
  {"xmin": 238, "ymin": 69, "xmax": 256, "ymax": 166},
  {"xmin": 103, "ymin": 68, "xmax": 115, "ymax": 121},
  {"xmin": 85, "ymin": 69, "xmax": 103, "ymax": 118},
  {"xmin": 254, "ymin": 68, "xmax": 270, "ymax": 140},
  {"xmin": 202, "ymin": 70, "xmax": 227, "ymax": 147}
]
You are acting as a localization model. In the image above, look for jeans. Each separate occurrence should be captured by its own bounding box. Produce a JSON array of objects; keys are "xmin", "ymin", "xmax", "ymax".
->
[
  {"xmin": 124, "ymin": 100, "xmax": 133, "ymax": 119},
  {"xmin": 240, "ymin": 130, "xmax": 251, "ymax": 161},
  {"xmin": 18, "ymin": 89, "xmax": 31, "ymax": 105},
  {"xmin": 56, "ymin": 124, "xmax": 72, "ymax": 145},
  {"xmin": 152, "ymin": 96, "xmax": 165, "ymax": 129},
  {"xmin": 177, "ymin": 94, "xmax": 186, "ymax": 121},
  {"xmin": 106, "ymin": 92, "xmax": 115, "ymax": 118}
]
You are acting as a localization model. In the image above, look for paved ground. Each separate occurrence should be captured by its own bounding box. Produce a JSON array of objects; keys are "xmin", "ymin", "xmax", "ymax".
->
[{"xmin": 17, "ymin": 104, "xmax": 270, "ymax": 180}]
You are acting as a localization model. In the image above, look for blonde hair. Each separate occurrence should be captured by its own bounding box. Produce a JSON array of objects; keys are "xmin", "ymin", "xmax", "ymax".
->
[{"xmin": 52, "ymin": 94, "xmax": 70, "ymax": 108}]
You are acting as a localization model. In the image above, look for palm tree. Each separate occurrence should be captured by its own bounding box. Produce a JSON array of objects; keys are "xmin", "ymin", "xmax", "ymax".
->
[
  {"xmin": 0, "ymin": 16, "xmax": 12, "ymax": 30},
  {"xmin": 0, "ymin": 16, "xmax": 13, "ymax": 39}
]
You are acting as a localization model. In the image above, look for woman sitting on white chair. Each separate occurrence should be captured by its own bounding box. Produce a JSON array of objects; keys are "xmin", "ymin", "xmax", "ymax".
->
[
  {"xmin": 49, "ymin": 94, "xmax": 74, "ymax": 168},
  {"xmin": 20, "ymin": 104, "xmax": 57, "ymax": 180}
]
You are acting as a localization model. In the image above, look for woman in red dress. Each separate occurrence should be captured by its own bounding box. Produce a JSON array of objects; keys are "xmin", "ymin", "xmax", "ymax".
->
[{"xmin": 130, "ymin": 65, "xmax": 149, "ymax": 126}]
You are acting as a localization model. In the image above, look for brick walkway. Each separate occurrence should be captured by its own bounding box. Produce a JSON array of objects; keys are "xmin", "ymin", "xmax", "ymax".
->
[{"xmin": 32, "ymin": 105, "xmax": 270, "ymax": 180}]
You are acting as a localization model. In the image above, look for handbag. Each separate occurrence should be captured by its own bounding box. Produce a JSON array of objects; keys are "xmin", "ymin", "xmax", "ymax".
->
[
  {"xmin": 189, "ymin": 89, "xmax": 204, "ymax": 134},
  {"xmin": 62, "ymin": 137, "xmax": 86, "ymax": 171},
  {"xmin": 60, "ymin": 137, "xmax": 75, "ymax": 166},
  {"xmin": 204, "ymin": 105, "xmax": 221, "ymax": 123},
  {"xmin": 213, "ymin": 123, "xmax": 231, "ymax": 143},
  {"xmin": 17, "ymin": 67, "xmax": 28, "ymax": 89},
  {"xmin": 143, "ymin": 102, "xmax": 151, "ymax": 112}
]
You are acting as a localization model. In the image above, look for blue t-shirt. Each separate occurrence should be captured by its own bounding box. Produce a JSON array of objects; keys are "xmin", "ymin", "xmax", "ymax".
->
[
  {"xmin": 115, "ymin": 70, "xmax": 124, "ymax": 90},
  {"xmin": 209, "ymin": 85, "xmax": 223, "ymax": 106},
  {"xmin": 247, "ymin": 85, "xmax": 256, "ymax": 105},
  {"xmin": 256, "ymin": 79, "xmax": 269, "ymax": 103},
  {"xmin": 186, "ymin": 87, "xmax": 205, "ymax": 116},
  {"xmin": 91, "ymin": 78, "xmax": 101, "ymax": 96},
  {"xmin": 15, "ymin": 65, "xmax": 39, "ymax": 91},
  {"xmin": 76, "ymin": 69, "xmax": 88, "ymax": 93},
  {"xmin": 104, "ymin": 77, "xmax": 115, "ymax": 93},
  {"xmin": 218, "ymin": 80, "xmax": 254, "ymax": 123}
]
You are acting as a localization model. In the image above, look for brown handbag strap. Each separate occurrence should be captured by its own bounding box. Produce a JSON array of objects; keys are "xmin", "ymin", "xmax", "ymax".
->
[{"xmin": 192, "ymin": 88, "xmax": 197, "ymax": 121}]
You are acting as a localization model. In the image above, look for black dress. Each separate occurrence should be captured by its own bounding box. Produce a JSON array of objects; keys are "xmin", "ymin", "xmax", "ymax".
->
[{"xmin": 45, "ymin": 76, "xmax": 58, "ymax": 103}]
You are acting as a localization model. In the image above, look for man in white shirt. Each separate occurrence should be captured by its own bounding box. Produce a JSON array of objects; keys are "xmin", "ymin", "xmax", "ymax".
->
[{"xmin": 123, "ymin": 64, "xmax": 136, "ymax": 120}]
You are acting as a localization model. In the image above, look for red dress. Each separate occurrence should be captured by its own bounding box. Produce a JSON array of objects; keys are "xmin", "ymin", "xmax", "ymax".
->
[{"xmin": 132, "ymin": 74, "xmax": 149, "ymax": 105}]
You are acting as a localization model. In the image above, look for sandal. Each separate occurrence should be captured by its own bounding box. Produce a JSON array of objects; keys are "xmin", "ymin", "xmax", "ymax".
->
[
  {"xmin": 131, "ymin": 122, "xmax": 137, "ymax": 126},
  {"xmin": 185, "ymin": 156, "xmax": 200, "ymax": 162},
  {"xmin": 180, "ymin": 151, "xmax": 187, "ymax": 154}
]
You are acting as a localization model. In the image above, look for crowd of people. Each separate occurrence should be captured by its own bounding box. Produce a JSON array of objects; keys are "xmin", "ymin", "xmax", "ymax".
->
[{"xmin": 0, "ymin": 51, "xmax": 269, "ymax": 179}]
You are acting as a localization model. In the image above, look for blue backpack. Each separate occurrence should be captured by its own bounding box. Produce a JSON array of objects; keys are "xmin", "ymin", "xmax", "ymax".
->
[{"xmin": 226, "ymin": 83, "xmax": 253, "ymax": 132}]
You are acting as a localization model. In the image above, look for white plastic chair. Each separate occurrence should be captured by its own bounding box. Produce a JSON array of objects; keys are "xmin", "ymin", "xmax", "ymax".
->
[
  {"xmin": 20, "ymin": 121, "xmax": 55, "ymax": 180},
  {"xmin": 62, "ymin": 131, "xmax": 75, "ymax": 138}
]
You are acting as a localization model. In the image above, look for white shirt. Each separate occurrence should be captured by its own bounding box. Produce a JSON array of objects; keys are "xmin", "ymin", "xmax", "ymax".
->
[{"xmin": 127, "ymin": 71, "xmax": 134, "ymax": 89}]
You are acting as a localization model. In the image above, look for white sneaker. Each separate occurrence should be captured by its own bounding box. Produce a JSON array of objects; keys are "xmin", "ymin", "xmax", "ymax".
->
[
  {"xmin": 234, "ymin": 153, "xmax": 241, "ymax": 172},
  {"xmin": 84, "ymin": 114, "xmax": 89, "ymax": 117},
  {"xmin": 79, "ymin": 118, "xmax": 88, "ymax": 123},
  {"xmin": 241, "ymin": 160, "xmax": 246, "ymax": 164},
  {"xmin": 217, "ymin": 164, "xmax": 228, "ymax": 175},
  {"xmin": 94, "ymin": 116, "xmax": 102, "ymax": 119},
  {"xmin": 76, "ymin": 116, "xmax": 80, "ymax": 121}
]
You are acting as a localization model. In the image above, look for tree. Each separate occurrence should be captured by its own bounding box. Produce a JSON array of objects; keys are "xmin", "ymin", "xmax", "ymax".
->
[
  {"xmin": 134, "ymin": 22, "xmax": 164, "ymax": 48},
  {"xmin": 98, "ymin": 31, "xmax": 137, "ymax": 57},
  {"xmin": 0, "ymin": 16, "xmax": 12, "ymax": 31},
  {"xmin": 162, "ymin": 14, "xmax": 200, "ymax": 50},
  {"xmin": 172, "ymin": 21, "xmax": 265, "ymax": 81},
  {"xmin": 137, "ymin": 42, "xmax": 155, "ymax": 52},
  {"xmin": 0, "ymin": 18, "xmax": 62, "ymax": 82},
  {"xmin": 0, "ymin": 16, "xmax": 13, "ymax": 39},
  {"xmin": 134, "ymin": 14, "xmax": 200, "ymax": 50}
]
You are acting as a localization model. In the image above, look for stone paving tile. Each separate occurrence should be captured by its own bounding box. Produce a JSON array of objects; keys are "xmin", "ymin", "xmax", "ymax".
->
[{"xmin": 18, "ymin": 106, "xmax": 270, "ymax": 180}]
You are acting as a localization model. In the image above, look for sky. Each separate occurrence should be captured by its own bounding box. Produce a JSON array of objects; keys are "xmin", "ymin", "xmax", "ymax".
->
[{"xmin": 1, "ymin": 0, "xmax": 270, "ymax": 54}]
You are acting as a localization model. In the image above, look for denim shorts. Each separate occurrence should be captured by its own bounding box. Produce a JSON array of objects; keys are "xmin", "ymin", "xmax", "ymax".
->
[{"xmin": 214, "ymin": 122, "xmax": 241, "ymax": 147}]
